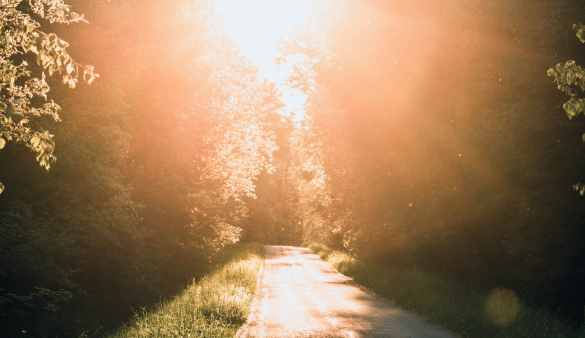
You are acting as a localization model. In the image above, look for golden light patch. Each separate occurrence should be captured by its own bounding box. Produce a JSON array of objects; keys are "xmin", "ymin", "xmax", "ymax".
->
[{"xmin": 485, "ymin": 288, "xmax": 520, "ymax": 326}]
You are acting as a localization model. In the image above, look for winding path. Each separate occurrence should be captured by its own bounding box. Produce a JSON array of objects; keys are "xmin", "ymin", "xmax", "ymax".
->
[{"xmin": 236, "ymin": 245, "xmax": 458, "ymax": 338}]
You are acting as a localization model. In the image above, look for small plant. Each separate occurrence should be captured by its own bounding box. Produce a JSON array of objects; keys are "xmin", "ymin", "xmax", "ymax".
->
[
  {"xmin": 306, "ymin": 242, "xmax": 333, "ymax": 260},
  {"xmin": 108, "ymin": 243, "xmax": 263, "ymax": 338}
]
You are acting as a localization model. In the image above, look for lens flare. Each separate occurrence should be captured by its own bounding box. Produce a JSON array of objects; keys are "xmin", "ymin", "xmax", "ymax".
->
[{"xmin": 485, "ymin": 288, "xmax": 520, "ymax": 326}]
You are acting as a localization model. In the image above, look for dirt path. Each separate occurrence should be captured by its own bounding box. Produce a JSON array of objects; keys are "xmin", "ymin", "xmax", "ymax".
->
[{"xmin": 236, "ymin": 245, "xmax": 458, "ymax": 338}]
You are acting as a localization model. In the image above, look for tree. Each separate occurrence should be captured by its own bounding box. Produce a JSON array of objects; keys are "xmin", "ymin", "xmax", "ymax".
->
[
  {"xmin": 284, "ymin": 0, "xmax": 585, "ymax": 315},
  {"xmin": 548, "ymin": 22, "xmax": 585, "ymax": 195},
  {"xmin": 0, "ymin": 0, "xmax": 96, "ymax": 194}
]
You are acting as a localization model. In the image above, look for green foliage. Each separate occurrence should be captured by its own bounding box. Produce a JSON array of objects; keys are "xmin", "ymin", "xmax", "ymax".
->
[
  {"xmin": 286, "ymin": 0, "xmax": 585, "ymax": 319},
  {"xmin": 0, "ymin": 286, "xmax": 72, "ymax": 316},
  {"xmin": 549, "ymin": 58, "xmax": 585, "ymax": 119},
  {"xmin": 5, "ymin": 0, "xmax": 585, "ymax": 334},
  {"xmin": 550, "ymin": 22, "xmax": 585, "ymax": 195},
  {"xmin": 306, "ymin": 242, "xmax": 333, "ymax": 260},
  {"xmin": 243, "ymin": 114, "xmax": 301, "ymax": 245},
  {"xmin": 0, "ymin": 1, "xmax": 282, "ymax": 335},
  {"xmin": 0, "ymin": 0, "xmax": 96, "ymax": 193},
  {"xmin": 108, "ymin": 243, "xmax": 263, "ymax": 338}
]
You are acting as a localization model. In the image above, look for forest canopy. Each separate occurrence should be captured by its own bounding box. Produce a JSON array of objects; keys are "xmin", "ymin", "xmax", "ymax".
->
[
  {"xmin": 279, "ymin": 0, "xmax": 585, "ymax": 318},
  {"xmin": 1, "ymin": 0, "xmax": 585, "ymax": 336},
  {"xmin": 0, "ymin": 0, "xmax": 283, "ymax": 333}
]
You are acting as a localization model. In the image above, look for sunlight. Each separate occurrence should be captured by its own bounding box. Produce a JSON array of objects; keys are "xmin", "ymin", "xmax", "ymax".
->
[{"xmin": 214, "ymin": 0, "xmax": 316, "ymax": 120}]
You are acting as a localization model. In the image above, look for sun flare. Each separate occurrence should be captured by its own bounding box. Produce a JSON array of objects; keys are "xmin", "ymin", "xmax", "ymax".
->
[{"xmin": 214, "ymin": 0, "xmax": 316, "ymax": 120}]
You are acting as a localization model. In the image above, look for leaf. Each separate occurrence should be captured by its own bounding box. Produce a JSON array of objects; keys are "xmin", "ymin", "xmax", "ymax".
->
[
  {"xmin": 0, "ymin": 183, "xmax": 4, "ymax": 195},
  {"xmin": 6, "ymin": 106, "xmax": 14, "ymax": 118},
  {"xmin": 0, "ymin": 138, "xmax": 5, "ymax": 150},
  {"xmin": 40, "ymin": 53, "xmax": 49, "ymax": 66},
  {"xmin": 83, "ymin": 68, "xmax": 96, "ymax": 84},
  {"xmin": 71, "ymin": 12, "xmax": 89, "ymax": 24},
  {"xmin": 30, "ymin": 135, "xmax": 41, "ymax": 148},
  {"xmin": 66, "ymin": 62, "xmax": 74, "ymax": 75},
  {"xmin": 47, "ymin": 33, "xmax": 58, "ymax": 43},
  {"xmin": 10, "ymin": 113, "xmax": 24, "ymax": 124},
  {"xmin": 547, "ymin": 68, "xmax": 555, "ymax": 77},
  {"xmin": 68, "ymin": 79, "xmax": 76, "ymax": 89}
]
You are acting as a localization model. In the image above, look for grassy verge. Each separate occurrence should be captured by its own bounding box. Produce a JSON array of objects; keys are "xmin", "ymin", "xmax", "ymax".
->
[
  {"xmin": 305, "ymin": 242, "xmax": 585, "ymax": 338},
  {"xmin": 107, "ymin": 243, "xmax": 264, "ymax": 338}
]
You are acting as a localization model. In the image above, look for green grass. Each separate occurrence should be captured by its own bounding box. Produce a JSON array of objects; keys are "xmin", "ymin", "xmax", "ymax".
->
[
  {"xmin": 107, "ymin": 243, "xmax": 264, "ymax": 338},
  {"xmin": 305, "ymin": 242, "xmax": 585, "ymax": 338}
]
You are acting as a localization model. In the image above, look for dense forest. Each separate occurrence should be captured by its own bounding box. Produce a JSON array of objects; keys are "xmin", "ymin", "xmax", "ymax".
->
[
  {"xmin": 1, "ymin": 0, "xmax": 585, "ymax": 336},
  {"xmin": 282, "ymin": 0, "xmax": 585, "ymax": 321},
  {"xmin": 0, "ymin": 0, "xmax": 289, "ymax": 335}
]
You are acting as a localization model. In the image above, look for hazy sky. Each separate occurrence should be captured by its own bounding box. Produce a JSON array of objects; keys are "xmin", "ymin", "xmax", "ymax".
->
[{"xmin": 214, "ymin": 0, "xmax": 316, "ymax": 120}]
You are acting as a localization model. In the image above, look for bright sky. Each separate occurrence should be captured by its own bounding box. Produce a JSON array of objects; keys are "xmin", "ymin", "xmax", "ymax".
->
[{"xmin": 214, "ymin": 0, "xmax": 316, "ymax": 120}]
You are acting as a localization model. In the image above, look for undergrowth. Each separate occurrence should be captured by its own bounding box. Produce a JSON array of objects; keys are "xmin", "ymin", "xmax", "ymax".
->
[
  {"xmin": 106, "ymin": 243, "xmax": 263, "ymax": 338},
  {"xmin": 305, "ymin": 242, "xmax": 585, "ymax": 338}
]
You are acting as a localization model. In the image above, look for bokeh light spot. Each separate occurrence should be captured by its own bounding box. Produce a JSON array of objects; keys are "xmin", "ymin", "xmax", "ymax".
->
[{"xmin": 485, "ymin": 288, "xmax": 520, "ymax": 326}]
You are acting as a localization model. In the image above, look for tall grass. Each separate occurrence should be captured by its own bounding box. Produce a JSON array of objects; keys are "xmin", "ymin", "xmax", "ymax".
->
[
  {"xmin": 306, "ymin": 242, "xmax": 585, "ymax": 338},
  {"xmin": 107, "ymin": 243, "xmax": 263, "ymax": 338}
]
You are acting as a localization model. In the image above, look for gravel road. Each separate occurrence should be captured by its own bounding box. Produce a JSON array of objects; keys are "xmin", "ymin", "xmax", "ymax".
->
[{"xmin": 236, "ymin": 245, "xmax": 458, "ymax": 338}]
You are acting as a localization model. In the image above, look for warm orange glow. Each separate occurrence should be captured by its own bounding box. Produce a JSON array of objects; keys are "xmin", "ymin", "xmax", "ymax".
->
[{"xmin": 214, "ymin": 0, "xmax": 316, "ymax": 120}]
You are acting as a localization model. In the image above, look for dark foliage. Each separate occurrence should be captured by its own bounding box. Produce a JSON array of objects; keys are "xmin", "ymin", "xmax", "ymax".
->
[{"xmin": 284, "ymin": 0, "xmax": 585, "ymax": 320}]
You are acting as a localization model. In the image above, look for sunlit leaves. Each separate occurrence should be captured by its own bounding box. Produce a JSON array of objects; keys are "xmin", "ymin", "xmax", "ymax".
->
[
  {"xmin": 69, "ymin": 12, "xmax": 88, "ymax": 24},
  {"xmin": 0, "ymin": 0, "xmax": 96, "ymax": 193},
  {"xmin": 66, "ymin": 61, "xmax": 74, "ymax": 75},
  {"xmin": 548, "ymin": 21, "xmax": 585, "ymax": 195},
  {"xmin": 83, "ymin": 65, "xmax": 97, "ymax": 85},
  {"xmin": 573, "ymin": 183, "xmax": 585, "ymax": 196},
  {"xmin": 574, "ymin": 22, "xmax": 585, "ymax": 43},
  {"xmin": 29, "ymin": 132, "xmax": 56, "ymax": 170},
  {"xmin": 205, "ymin": 110, "xmax": 278, "ymax": 201},
  {"xmin": 548, "ymin": 24, "xmax": 585, "ymax": 120},
  {"xmin": 26, "ymin": 0, "xmax": 88, "ymax": 24}
]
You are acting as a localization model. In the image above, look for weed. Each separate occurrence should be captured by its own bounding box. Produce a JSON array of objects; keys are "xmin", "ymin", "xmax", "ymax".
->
[{"xmin": 108, "ymin": 243, "xmax": 263, "ymax": 338}]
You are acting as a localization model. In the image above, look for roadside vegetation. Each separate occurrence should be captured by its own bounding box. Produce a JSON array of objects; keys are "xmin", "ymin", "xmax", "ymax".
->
[
  {"xmin": 4, "ymin": 0, "xmax": 585, "ymax": 334},
  {"xmin": 107, "ymin": 243, "xmax": 263, "ymax": 338},
  {"xmin": 306, "ymin": 242, "xmax": 585, "ymax": 338},
  {"xmin": 0, "ymin": 1, "xmax": 286, "ymax": 335},
  {"xmin": 288, "ymin": 0, "xmax": 585, "ymax": 323}
]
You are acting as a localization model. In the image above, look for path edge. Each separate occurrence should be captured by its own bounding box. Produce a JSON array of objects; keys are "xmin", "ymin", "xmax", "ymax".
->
[{"xmin": 235, "ymin": 245, "xmax": 267, "ymax": 338}]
